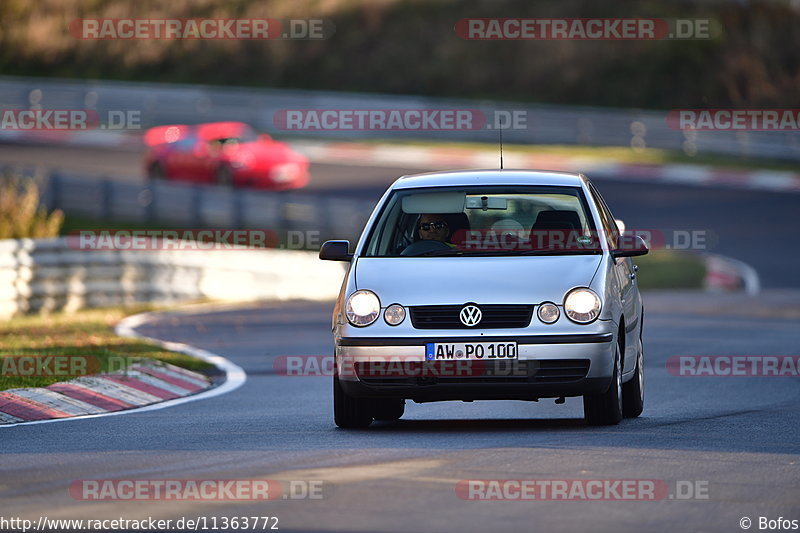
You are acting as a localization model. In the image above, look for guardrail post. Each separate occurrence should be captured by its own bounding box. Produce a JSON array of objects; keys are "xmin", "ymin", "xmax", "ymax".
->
[
  {"xmin": 102, "ymin": 178, "xmax": 113, "ymax": 220},
  {"xmin": 47, "ymin": 172, "xmax": 61, "ymax": 212},
  {"xmin": 232, "ymin": 189, "xmax": 244, "ymax": 229},
  {"xmin": 146, "ymin": 183, "xmax": 157, "ymax": 223},
  {"xmin": 192, "ymin": 185, "xmax": 203, "ymax": 227},
  {"xmin": 277, "ymin": 192, "xmax": 290, "ymax": 247}
]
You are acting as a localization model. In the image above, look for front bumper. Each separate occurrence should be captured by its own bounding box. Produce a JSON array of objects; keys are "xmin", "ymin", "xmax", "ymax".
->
[{"xmin": 335, "ymin": 332, "xmax": 616, "ymax": 401}]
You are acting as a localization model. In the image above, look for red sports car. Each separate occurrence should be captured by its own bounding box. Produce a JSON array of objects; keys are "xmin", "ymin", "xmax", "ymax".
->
[{"xmin": 143, "ymin": 121, "xmax": 309, "ymax": 190}]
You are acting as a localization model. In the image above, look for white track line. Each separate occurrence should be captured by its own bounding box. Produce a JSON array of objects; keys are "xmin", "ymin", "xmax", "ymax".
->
[{"xmin": 0, "ymin": 310, "xmax": 246, "ymax": 428}]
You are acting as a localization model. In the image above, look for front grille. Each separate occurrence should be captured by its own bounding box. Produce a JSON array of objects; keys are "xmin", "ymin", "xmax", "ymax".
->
[
  {"xmin": 409, "ymin": 304, "xmax": 534, "ymax": 329},
  {"xmin": 356, "ymin": 359, "xmax": 590, "ymax": 385}
]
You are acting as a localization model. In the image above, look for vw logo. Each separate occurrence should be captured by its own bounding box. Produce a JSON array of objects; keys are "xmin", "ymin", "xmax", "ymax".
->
[{"xmin": 459, "ymin": 304, "xmax": 482, "ymax": 327}]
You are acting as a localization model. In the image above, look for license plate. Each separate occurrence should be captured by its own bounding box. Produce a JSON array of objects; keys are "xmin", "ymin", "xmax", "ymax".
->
[{"xmin": 425, "ymin": 342, "xmax": 517, "ymax": 360}]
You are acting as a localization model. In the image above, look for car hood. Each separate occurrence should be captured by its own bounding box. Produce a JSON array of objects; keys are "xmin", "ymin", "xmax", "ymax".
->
[{"xmin": 354, "ymin": 255, "xmax": 602, "ymax": 306}]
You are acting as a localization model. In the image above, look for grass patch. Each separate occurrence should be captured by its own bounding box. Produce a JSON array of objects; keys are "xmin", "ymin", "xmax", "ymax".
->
[
  {"xmin": 634, "ymin": 250, "xmax": 706, "ymax": 290},
  {"xmin": 0, "ymin": 306, "xmax": 214, "ymax": 392},
  {"xmin": 0, "ymin": 175, "xmax": 64, "ymax": 238}
]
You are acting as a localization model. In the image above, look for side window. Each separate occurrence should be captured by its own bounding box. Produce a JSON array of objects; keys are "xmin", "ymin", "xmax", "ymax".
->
[{"xmin": 588, "ymin": 183, "xmax": 620, "ymax": 248}]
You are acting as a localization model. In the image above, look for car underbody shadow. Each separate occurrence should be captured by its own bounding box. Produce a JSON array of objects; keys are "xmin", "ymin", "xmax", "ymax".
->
[{"xmin": 366, "ymin": 417, "xmax": 591, "ymax": 432}]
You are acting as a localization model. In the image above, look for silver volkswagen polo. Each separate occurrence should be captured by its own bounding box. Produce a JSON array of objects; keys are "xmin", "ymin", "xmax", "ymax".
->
[{"xmin": 320, "ymin": 170, "xmax": 648, "ymax": 428}]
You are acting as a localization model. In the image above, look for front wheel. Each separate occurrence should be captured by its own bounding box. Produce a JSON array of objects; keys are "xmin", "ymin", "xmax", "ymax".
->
[
  {"xmin": 333, "ymin": 375, "xmax": 372, "ymax": 428},
  {"xmin": 583, "ymin": 340, "xmax": 623, "ymax": 426}
]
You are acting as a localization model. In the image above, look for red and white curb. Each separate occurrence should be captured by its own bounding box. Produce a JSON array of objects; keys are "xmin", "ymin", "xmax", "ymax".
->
[
  {"xmin": 292, "ymin": 141, "xmax": 800, "ymax": 194},
  {"xmin": 0, "ymin": 310, "xmax": 246, "ymax": 427},
  {"xmin": 0, "ymin": 361, "xmax": 208, "ymax": 424}
]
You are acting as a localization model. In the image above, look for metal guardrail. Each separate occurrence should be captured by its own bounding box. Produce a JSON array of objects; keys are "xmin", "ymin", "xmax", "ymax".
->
[
  {"xmin": 0, "ymin": 237, "xmax": 345, "ymax": 319},
  {"xmin": 28, "ymin": 170, "xmax": 376, "ymax": 245},
  {"xmin": 1, "ymin": 76, "xmax": 798, "ymax": 160}
]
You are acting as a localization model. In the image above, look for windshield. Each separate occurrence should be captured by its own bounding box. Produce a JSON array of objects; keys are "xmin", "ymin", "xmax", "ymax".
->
[
  {"xmin": 206, "ymin": 125, "xmax": 260, "ymax": 146},
  {"xmin": 362, "ymin": 185, "xmax": 603, "ymax": 257}
]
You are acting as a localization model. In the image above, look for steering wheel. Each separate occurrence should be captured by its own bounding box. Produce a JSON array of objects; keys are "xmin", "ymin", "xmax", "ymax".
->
[{"xmin": 400, "ymin": 239, "xmax": 451, "ymax": 256}]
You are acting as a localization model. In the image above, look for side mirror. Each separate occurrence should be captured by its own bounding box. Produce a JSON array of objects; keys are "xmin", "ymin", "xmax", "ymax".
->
[
  {"xmin": 319, "ymin": 240, "xmax": 352, "ymax": 261},
  {"xmin": 614, "ymin": 219, "xmax": 626, "ymax": 234},
  {"xmin": 611, "ymin": 235, "xmax": 649, "ymax": 258}
]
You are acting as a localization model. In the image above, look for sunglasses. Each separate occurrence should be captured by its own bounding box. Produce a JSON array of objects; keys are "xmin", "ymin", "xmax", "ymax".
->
[{"xmin": 419, "ymin": 221, "xmax": 448, "ymax": 231}]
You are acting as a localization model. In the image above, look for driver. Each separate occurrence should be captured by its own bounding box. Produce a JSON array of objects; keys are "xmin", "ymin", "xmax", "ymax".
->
[{"xmin": 417, "ymin": 214, "xmax": 451, "ymax": 243}]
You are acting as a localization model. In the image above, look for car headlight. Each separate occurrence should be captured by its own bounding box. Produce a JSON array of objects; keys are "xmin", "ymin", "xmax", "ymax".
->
[
  {"xmin": 537, "ymin": 302, "xmax": 560, "ymax": 324},
  {"xmin": 346, "ymin": 290, "xmax": 380, "ymax": 327},
  {"xmin": 564, "ymin": 288, "xmax": 601, "ymax": 324},
  {"xmin": 384, "ymin": 304, "xmax": 405, "ymax": 326}
]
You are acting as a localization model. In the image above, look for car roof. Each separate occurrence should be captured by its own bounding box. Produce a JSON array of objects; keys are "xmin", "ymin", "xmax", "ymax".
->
[{"xmin": 391, "ymin": 169, "xmax": 587, "ymax": 189}]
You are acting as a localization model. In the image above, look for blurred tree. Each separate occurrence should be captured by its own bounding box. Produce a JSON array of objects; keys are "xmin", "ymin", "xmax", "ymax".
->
[
  {"xmin": 0, "ymin": 177, "xmax": 64, "ymax": 239},
  {"xmin": 0, "ymin": 0, "xmax": 797, "ymax": 108}
]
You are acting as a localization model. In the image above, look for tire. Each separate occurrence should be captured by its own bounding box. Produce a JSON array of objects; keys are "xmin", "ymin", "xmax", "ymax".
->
[
  {"xmin": 583, "ymin": 339, "xmax": 623, "ymax": 426},
  {"xmin": 215, "ymin": 165, "xmax": 234, "ymax": 186},
  {"xmin": 622, "ymin": 339, "xmax": 644, "ymax": 418},
  {"xmin": 147, "ymin": 162, "xmax": 165, "ymax": 181},
  {"xmin": 333, "ymin": 375, "xmax": 372, "ymax": 428},
  {"xmin": 372, "ymin": 398, "xmax": 405, "ymax": 421}
]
